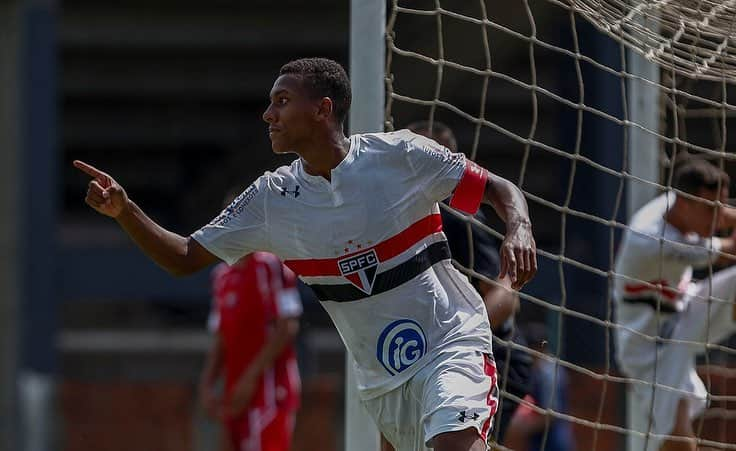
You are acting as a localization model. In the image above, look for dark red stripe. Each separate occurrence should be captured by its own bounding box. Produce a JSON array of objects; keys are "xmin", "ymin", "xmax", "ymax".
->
[
  {"xmin": 283, "ymin": 214, "xmax": 443, "ymax": 277},
  {"xmin": 481, "ymin": 354, "xmax": 499, "ymax": 441},
  {"xmin": 449, "ymin": 160, "xmax": 487, "ymax": 215},
  {"xmin": 624, "ymin": 279, "xmax": 678, "ymax": 301}
]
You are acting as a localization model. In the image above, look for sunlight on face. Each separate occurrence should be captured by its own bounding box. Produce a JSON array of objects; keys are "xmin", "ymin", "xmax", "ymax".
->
[{"xmin": 262, "ymin": 74, "xmax": 318, "ymax": 154}]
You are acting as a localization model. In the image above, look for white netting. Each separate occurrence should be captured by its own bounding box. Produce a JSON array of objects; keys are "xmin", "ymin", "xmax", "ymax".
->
[
  {"xmin": 386, "ymin": 1, "xmax": 736, "ymax": 450},
  {"xmin": 571, "ymin": 0, "xmax": 736, "ymax": 81}
]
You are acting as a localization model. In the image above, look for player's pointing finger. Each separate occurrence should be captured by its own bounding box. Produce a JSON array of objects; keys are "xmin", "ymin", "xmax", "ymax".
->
[
  {"xmin": 73, "ymin": 160, "xmax": 106, "ymax": 179},
  {"xmin": 88, "ymin": 180, "xmax": 109, "ymax": 198}
]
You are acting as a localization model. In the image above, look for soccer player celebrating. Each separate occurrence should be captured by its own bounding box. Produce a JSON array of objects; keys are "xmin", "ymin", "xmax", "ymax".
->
[
  {"xmin": 75, "ymin": 57, "xmax": 537, "ymax": 451},
  {"xmin": 406, "ymin": 120, "xmax": 532, "ymax": 447},
  {"xmin": 614, "ymin": 157, "xmax": 736, "ymax": 451}
]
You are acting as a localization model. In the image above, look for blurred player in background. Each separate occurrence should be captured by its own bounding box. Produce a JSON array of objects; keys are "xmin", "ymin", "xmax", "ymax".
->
[
  {"xmin": 199, "ymin": 191, "xmax": 302, "ymax": 451},
  {"xmin": 502, "ymin": 323, "xmax": 575, "ymax": 451},
  {"xmin": 405, "ymin": 120, "xmax": 532, "ymax": 448},
  {"xmin": 614, "ymin": 156, "xmax": 736, "ymax": 451},
  {"xmin": 75, "ymin": 57, "xmax": 537, "ymax": 451}
]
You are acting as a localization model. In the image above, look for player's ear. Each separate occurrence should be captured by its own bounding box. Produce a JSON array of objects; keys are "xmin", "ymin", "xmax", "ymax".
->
[{"xmin": 316, "ymin": 97, "xmax": 334, "ymax": 122}]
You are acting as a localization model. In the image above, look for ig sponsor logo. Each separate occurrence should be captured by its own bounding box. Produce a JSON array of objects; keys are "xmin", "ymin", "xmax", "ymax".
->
[{"xmin": 376, "ymin": 319, "xmax": 427, "ymax": 375}]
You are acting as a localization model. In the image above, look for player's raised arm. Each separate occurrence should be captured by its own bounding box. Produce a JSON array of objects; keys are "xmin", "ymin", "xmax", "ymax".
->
[
  {"xmin": 73, "ymin": 160, "xmax": 218, "ymax": 276},
  {"xmin": 482, "ymin": 171, "xmax": 537, "ymax": 290}
]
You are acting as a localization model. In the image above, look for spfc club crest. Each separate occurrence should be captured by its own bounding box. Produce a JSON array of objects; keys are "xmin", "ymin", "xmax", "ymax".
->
[{"xmin": 338, "ymin": 249, "xmax": 379, "ymax": 295}]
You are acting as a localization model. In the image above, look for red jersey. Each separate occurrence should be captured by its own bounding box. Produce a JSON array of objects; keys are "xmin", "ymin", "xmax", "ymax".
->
[{"xmin": 211, "ymin": 252, "xmax": 302, "ymax": 413}]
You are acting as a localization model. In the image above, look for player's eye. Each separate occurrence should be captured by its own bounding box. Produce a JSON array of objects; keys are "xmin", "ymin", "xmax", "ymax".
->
[{"xmin": 278, "ymin": 97, "xmax": 288, "ymax": 105}]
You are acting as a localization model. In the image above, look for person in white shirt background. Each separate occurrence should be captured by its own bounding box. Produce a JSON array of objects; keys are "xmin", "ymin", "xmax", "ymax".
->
[{"xmin": 614, "ymin": 156, "xmax": 736, "ymax": 451}]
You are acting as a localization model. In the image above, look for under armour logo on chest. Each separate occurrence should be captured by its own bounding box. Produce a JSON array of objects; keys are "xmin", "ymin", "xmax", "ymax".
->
[{"xmin": 280, "ymin": 185, "xmax": 300, "ymax": 198}]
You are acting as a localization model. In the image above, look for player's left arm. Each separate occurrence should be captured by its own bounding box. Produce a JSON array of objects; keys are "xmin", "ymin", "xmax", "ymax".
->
[
  {"xmin": 718, "ymin": 203, "xmax": 736, "ymax": 229},
  {"xmin": 228, "ymin": 316, "xmax": 300, "ymax": 416},
  {"xmin": 403, "ymin": 132, "xmax": 536, "ymax": 288},
  {"xmin": 229, "ymin": 263, "xmax": 302, "ymax": 416},
  {"xmin": 481, "ymin": 171, "xmax": 537, "ymax": 290}
]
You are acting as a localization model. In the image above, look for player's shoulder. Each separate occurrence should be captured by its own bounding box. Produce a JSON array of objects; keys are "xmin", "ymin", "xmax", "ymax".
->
[
  {"xmin": 622, "ymin": 194, "xmax": 675, "ymax": 252},
  {"xmin": 352, "ymin": 129, "xmax": 435, "ymax": 154},
  {"xmin": 628, "ymin": 193, "xmax": 671, "ymax": 234},
  {"xmin": 253, "ymin": 162, "xmax": 299, "ymax": 193}
]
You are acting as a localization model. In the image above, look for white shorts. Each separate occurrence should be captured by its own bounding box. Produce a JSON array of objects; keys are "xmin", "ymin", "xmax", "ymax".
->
[
  {"xmin": 625, "ymin": 346, "xmax": 708, "ymax": 451},
  {"xmin": 362, "ymin": 348, "xmax": 498, "ymax": 451},
  {"xmin": 621, "ymin": 266, "xmax": 736, "ymax": 451}
]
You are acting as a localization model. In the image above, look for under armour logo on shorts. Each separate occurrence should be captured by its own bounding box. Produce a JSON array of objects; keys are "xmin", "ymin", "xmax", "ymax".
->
[{"xmin": 457, "ymin": 410, "xmax": 480, "ymax": 423}]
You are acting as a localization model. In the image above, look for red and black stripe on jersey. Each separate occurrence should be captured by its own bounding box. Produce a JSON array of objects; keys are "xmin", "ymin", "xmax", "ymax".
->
[{"xmin": 284, "ymin": 159, "xmax": 488, "ymax": 302}]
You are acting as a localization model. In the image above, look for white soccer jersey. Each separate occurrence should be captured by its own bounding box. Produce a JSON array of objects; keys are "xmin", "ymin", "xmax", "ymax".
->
[
  {"xmin": 193, "ymin": 130, "xmax": 493, "ymax": 399},
  {"xmin": 613, "ymin": 193, "xmax": 722, "ymax": 369}
]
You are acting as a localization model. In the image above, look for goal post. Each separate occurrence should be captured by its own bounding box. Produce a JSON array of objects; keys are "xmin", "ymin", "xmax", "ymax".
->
[
  {"xmin": 625, "ymin": 10, "xmax": 662, "ymax": 450},
  {"xmin": 625, "ymin": 1, "xmax": 660, "ymax": 218},
  {"xmin": 626, "ymin": 38, "xmax": 661, "ymax": 219},
  {"xmin": 347, "ymin": 1, "xmax": 384, "ymax": 450}
]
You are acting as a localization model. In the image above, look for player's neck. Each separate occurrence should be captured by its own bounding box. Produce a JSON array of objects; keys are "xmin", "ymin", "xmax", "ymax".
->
[
  {"xmin": 300, "ymin": 130, "xmax": 350, "ymax": 181},
  {"xmin": 663, "ymin": 202, "xmax": 692, "ymax": 235}
]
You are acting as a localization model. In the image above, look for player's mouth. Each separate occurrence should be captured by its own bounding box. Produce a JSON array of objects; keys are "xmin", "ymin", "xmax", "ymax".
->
[{"xmin": 268, "ymin": 127, "xmax": 282, "ymax": 138}]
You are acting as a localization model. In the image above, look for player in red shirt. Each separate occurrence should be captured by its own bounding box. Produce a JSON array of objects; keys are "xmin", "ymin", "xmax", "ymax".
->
[{"xmin": 199, "ymin": 251, "xmax": 302, "ymax": 451}]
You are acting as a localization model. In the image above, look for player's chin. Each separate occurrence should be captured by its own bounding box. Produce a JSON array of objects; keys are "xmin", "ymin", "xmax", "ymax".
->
[
  {"xmin": 271, "ymin": 146, "xmax": 292, "ymax": 155},
  {"xmin": 269, "ymin": 138, "xmax": 290, "ymax": 154}
]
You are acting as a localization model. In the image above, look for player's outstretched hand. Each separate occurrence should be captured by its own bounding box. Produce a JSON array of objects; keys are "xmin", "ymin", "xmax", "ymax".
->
[
  {"xmin": 73, "ymin": 160, "xmax": 129, "ymax": 218},
  {"xmin": 499, "ymin": 219, "xmax": 537, "ymax": 290}
]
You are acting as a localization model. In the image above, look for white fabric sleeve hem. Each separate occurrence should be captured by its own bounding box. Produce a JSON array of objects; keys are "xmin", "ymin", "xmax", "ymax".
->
[{"xmin": 191, "ymin": 232, "xmax": 238, "ymax": 266}]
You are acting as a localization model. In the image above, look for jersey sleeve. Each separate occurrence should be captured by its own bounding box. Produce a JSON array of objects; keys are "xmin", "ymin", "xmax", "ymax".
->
[
  {"xmin": 403, "ymin": 132, "xmax": 487, "ymax": 215},
  {"xmin": 662, "ymin": 234, "xmax": 723, "ymax": 268},
  {"xmin": 276, "ymin": 266, "xmax": 303, "ymax": 318},
  {"xmin": 629, "ymin": 224, "xmax": 723, "ymax": 268},
  {"xmin": 192, "ymin": 177, "xmax": 269, "ymax": 265}
]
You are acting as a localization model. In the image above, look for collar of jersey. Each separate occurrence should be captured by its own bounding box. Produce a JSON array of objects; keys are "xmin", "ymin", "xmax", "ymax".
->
[{"xmin": 295, "ymin": 135, "xmax": 358, "ymax": 187}]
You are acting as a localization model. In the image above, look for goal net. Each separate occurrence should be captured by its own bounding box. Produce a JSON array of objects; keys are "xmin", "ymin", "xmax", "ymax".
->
[{"xmin": 384, "ymin": 1, "xmax": 736, "ymax": 450}]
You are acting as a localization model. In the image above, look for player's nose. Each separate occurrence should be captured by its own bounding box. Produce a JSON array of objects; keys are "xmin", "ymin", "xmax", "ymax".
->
[{"xmin": 262, "ymin": 104, "xmax": 276, "ymax": 123}]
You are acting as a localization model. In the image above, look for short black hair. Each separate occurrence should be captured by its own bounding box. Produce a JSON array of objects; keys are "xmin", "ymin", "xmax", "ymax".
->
[
  {"xmin": 280, "ymin": 58, "xmax": 351, "ymax": 125},
  {"xmin": 672, "ymin": 157, "xmax": 730, "ymax": 195},
  {"xmin": 406, "ymin": 120, "xmax": 458, "ymax": 151}
]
